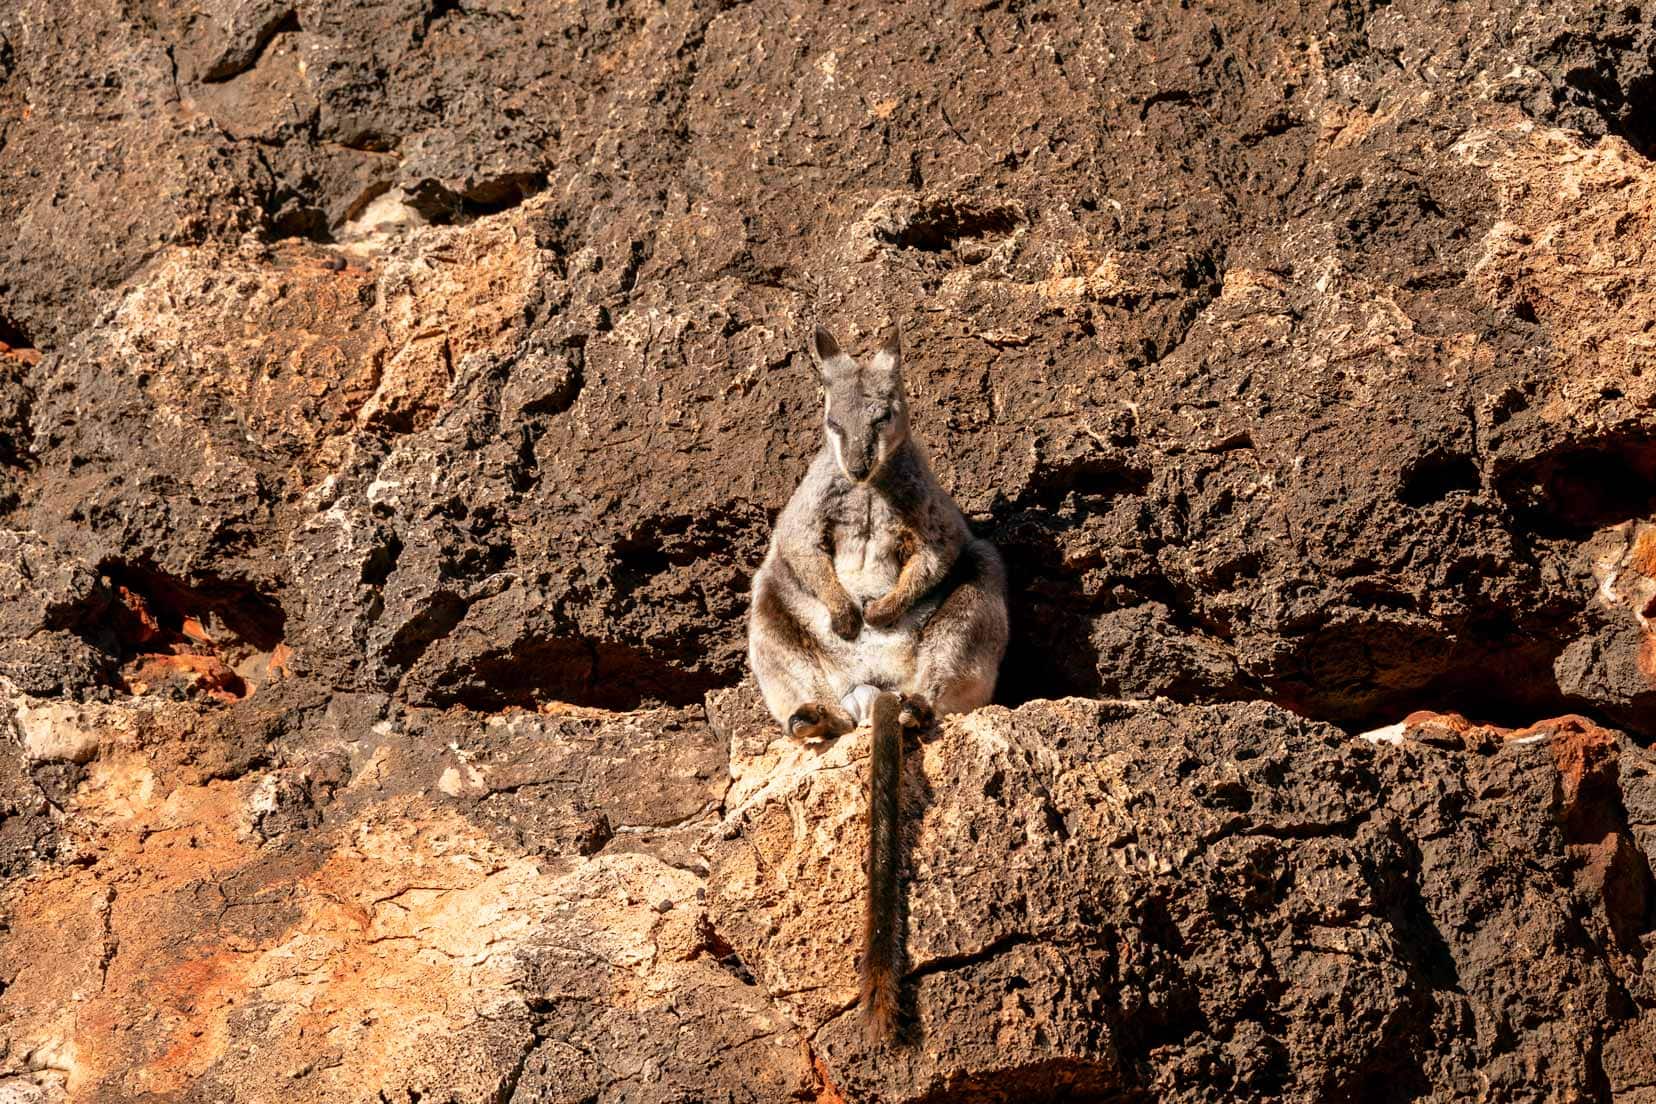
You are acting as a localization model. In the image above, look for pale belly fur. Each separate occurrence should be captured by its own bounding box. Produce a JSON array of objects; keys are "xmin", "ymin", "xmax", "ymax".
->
[
  {"xmin": 795, "ymin": 530, "xmax": 918, "ymax": 694},
  {"xmin": 802, "ymin": 597, "xmax": 919, "ymax": 695}
]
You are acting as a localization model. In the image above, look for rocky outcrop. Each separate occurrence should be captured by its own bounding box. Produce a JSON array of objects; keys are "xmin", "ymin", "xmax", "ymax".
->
[
  {"xmin": 1, "ymin": 683, "xmax": 814, "ymax": 1102},
  {"xmin": 5, "ymin": 681, "xmax": 1654, "ymax": 1101},
  {"xmin": 710, "ymin": 693, "xmax": 1656, "ymax": 1101},
  {"xmin": 1, "ymin": 0, "xmax": 1655, "ymax": 1099}
]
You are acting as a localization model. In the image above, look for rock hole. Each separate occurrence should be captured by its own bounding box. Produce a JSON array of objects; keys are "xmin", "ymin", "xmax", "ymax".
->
[
  {"xmin": 266, "ymin": 204, "xmax": 336, "ymax": 245},
  {"xmin": 414, "ymin": 636, "xmax": 731, "ymax": 713},
  {"xmin": 0, "ymin": 313, "xmax": 34, "ymax": 354},
  {"xmin": 698, "ymin": 920, "xmax": 757, "ymax": 986},
  {"xmin": 361, "ymin": 534, "xmax": 404, "ymax": 588},
  {"xmin": 426, "ymin": 0, "xmax": 464, "ymax": 26},
  {"xmin": 201, "ymin": 9, "xmax": 300, "ymax": 83},
  {"xmin": 58, "ymin": 563, "xmax": 289, "ymax": 702},
  {"xmin": 1561, "ymin": 60, "xmax": 1656, "ymax": 158},
  {"xmin": 404, "ymin": 172, "xmax": 549, "ymax": 226},
  {"xmin": 1398, "ymin": 451, "xmax": 1480, "ymax": 507},
  {"xmin": 983, "ymin": 769, "xmax": 1005, "ymax": 801},
  {"xmin": 100, "ymin": 563, "xmax": 287, "ymax": 652},
  {"xmin": 876, "ymin": 197, "xmax": 1025, "ymax": 254},
  {"xmin": 1271, "ymin": 619, "xmax": 1581, "ymax": 737},
  {"xmin": 1495, "ymin": 433, "xmax": 1656, "ymax": 536},
  {"xmin": 1042, "ymin": 803, "xmax": 1072, "ymax": 841}
]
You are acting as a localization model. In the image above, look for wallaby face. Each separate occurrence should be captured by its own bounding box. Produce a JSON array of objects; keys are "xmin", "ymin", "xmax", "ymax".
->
[{"xmin": 808, "ymin": 326, "xmax": 909, "ymax": 485}]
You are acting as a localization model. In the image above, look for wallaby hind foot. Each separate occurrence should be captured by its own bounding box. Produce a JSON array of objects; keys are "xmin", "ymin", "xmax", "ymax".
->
[
  {"xmin": 897, "ymin": 693, "xmax": 933, "ymax": 730},
  {"xmin": 788, "ymin": 701, "xmax": 857, "ymax": 743}
]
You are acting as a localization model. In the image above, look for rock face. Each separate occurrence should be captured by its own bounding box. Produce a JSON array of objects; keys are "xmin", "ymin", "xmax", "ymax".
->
[
  {"xmin": 710, "ymin": 694, "xmax": 1656, "ymax": 1101},
  {"xmin": 1, "ymin": 0, "xmax": 1654, "ymax": 1099}
]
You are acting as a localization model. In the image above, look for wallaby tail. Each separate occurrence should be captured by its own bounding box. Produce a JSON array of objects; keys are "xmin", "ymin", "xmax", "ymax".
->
[{"xmin": 859, "ymin": 690, "xmax": 903, "ymax": 1041}]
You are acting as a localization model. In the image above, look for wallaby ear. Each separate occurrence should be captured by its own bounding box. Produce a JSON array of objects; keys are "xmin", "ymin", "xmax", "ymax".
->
[
  {"xmin": 808, "ymin": 326, "xmax": 842, "ymax": 380},
  {"xmin": 868, "ymin": 324, "xmax": 902, "ymax": 381}
]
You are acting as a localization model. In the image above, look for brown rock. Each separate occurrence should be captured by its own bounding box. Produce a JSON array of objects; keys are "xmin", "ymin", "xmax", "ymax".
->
[
  {"xmin": 0, "ymin": 693, "xmax": 811, "ymax": 1102},
  {"xmin": 710, "ymin": 693, "xmax": 1656, "ymax": 1102},
  {"xmin": 2, "ymin": 0, "xmax": 1656, "ymax": 1097}
]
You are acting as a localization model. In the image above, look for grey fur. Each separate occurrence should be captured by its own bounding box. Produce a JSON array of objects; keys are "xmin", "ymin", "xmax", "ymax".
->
[{"xmin": 748, "ymin": 324, "xmax": 1010, "ymax": 741}]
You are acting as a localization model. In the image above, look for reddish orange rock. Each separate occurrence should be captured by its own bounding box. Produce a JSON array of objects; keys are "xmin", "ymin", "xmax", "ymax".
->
[
  {"xmin": 811, "ymin": 1052, "xmax": 850, "ymax": 1104},
  {"xmin": 123, "ymin": 652, "xmax": 247, "ymax": 702},
  {"xmin": 180, "ymin": 616, "xmax": 214, "ymax": 645},
  {"xmin": 1630, "ymin": 527, "xmax": 1656, "ymax": 580},
  {"xmin": 0, "ymin": 340, "xmax": 41, "ymax": 365},
  {"xmin": 114, "ymin": 585, "xmax": 163, "ymax": 645}
]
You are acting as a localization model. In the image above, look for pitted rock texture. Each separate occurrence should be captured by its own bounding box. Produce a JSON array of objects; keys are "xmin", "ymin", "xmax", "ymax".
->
[
  {"xmin": 0, "ymin": 683, "xmax": 812, "ymax": 1103},
  {"xmin": 4, "ymin": 0, "xmax": 1655, "ymax": 730},
  {"xmin": 708, "ymin": 693, "xmax": 1656, "ymax": 1102},
  {"xmin": 2, "ymin": 0, "xmax": 1656, "ymax": 1099}
]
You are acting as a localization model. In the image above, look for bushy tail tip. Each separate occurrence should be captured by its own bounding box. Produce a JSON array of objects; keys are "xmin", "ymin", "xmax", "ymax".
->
[{"xmin": 859, "ymin": 964, "xmax": 900, "ymax": 1042}]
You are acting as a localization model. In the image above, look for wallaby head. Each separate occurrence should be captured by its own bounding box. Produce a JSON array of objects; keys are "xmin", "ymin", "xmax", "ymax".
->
[{"xmin": 808, "ymin": 325, "xmax": 910, "ymax": 484}]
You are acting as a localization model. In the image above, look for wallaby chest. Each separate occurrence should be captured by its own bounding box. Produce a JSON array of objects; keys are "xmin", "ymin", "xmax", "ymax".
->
[{"xmin": 827, "ymin": 485, "xmax": 909, "ymax": 604}]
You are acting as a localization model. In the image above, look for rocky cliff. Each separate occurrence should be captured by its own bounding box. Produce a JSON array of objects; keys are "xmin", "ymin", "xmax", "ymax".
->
[{"xmin": 2, "ymin": 0, "xmax": 1655, "ymax": 1099}]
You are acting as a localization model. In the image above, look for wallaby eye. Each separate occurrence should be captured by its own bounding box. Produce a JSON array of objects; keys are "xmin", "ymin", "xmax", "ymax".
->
[
  {"xmin": 873, "ymin": 412, "xmax": 891, "ymax": 427},
  {"xmin": 826, "ymin": 418, "xmax": 843, "ymax": 434}
]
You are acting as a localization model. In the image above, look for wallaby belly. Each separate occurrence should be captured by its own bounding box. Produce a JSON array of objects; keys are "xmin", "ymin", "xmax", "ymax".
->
[{"xmin": 799, "ymin": 595, "xmax": 919, "ymax": 693}]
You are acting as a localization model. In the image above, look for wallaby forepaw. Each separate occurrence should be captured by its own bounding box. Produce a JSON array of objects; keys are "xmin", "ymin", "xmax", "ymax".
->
[
  {"xmin": 898, "ymin": 694, "xmax": 934, "ymax": 730},
  {"xmin": 788, "ymin": 704, "xmax": 829, "ymax": 742},
  {"xmin": 830, "ymin": 602, "xmax": 863, "ymax": 640},
  {"xmin": 863, "ymin": 594, "xmax": 904, "ymax": 629}
]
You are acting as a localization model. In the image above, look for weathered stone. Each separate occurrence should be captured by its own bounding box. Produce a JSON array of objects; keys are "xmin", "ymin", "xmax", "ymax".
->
[
  {"xmin": 0, "ymin": 693, "xmax": 808, "ymax": 1102},
  {"xmin": 1, "ymin": 0, "xmax": 1655, "ymax": 1097},
  {"xmin": 710, "ymin": 694, "xmax": 1656, "ymax": 1102}
]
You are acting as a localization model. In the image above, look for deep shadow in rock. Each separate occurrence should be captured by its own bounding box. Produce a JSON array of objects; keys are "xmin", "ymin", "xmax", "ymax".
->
[
  {"xmin": 1398, "ymin": 451, "xmax": 1482, "ymax": 508},
  {"xmin": 56, "ymin": 561, "xmax": 287, "ymax": 662},
  {"xmin": 1542, "ymin": 9, "xmax": 1656, "ymax": 160},
  {"xmin": 410, "ymin": 634, "xmax": 734, "ymax": 712},
  {"xmin": 876, "ymin": 197, "xmax": 1027, "ymax": 255},
  {"xmin": 404, "ymin": 172, "xmax": 550, "ymax": 226},
  {"xmin": 1496, "ymin": 432, "xmax": 1656, "ymax": 537},
  {"xmin": 0, "ymin": 310, "xmax": 34, "ymax": 353},
  {"xmin": 1267, "ymin": 617, "xmax": 1577, "ymax": 735},
  {"xmin": 1351, "ymin": 827, "xmax": 1458, "ymax": 1103}
]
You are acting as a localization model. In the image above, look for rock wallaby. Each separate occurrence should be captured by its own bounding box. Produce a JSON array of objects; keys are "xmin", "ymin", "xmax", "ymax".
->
[{"xmin": 747, "ymin": 324, "xmax": 1010, "ymax": 1039}]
